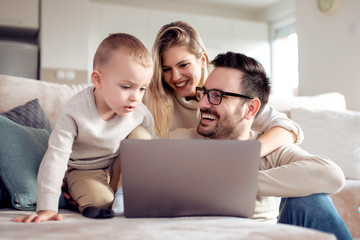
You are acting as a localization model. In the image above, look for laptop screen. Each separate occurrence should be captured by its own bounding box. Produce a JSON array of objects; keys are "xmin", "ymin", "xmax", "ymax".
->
[{"xmin": 120, "ymin": 139, "xmax": 260, "ymax": 218}]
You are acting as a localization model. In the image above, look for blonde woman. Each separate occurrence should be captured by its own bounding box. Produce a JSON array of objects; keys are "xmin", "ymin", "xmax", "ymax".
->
[{"xmin": 145, "ymin": 21, "xmax": 303, "ymax": 157}]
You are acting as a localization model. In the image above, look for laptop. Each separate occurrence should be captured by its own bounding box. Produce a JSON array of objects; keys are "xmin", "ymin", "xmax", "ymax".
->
[{"xmin": 120, "ymin": 139, "xmax": 261, "ymax": 218}]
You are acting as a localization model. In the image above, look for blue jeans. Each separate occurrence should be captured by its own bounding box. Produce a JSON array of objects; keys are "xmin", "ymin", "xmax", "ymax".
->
[{"xmin": 278, "ymin": 193, "xmax": 353, "ymax": 240}]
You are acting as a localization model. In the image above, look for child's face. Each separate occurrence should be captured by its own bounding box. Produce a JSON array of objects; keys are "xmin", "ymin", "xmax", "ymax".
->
[{"xmin": 93, "ymin": 50, "xmax": 153, "ymax": 119}]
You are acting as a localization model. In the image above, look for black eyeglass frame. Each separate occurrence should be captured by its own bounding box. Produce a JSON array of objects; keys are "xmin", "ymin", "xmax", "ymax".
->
[{"xmin": 196, "ymin": 86, "xmax": 253, "ymax": 105}]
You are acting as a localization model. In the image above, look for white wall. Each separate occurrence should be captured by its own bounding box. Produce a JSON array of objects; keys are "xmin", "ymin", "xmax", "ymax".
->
[
  {"xmin": 88, "ymin": 2, "xmax": 270, "ymax": 78},
  {"xmin": 41, "ymin": 0, "xmax": 88, "ymax": 82},
  {"xmin": 296, "ymin": 0, "xmax": 360, "ymax": 111},
  {"xmin": 38, "ymin": 0, "xmax": 360, "ymax": 110},
  {"xmin": 39, "ymin": 0, "xmax": 270, "ymax": 84}
]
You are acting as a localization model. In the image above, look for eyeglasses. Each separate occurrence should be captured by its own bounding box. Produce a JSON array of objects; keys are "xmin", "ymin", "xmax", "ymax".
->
[{"xmin": 196, "ymin": 87, "xmax": 253, "ymax": 105}]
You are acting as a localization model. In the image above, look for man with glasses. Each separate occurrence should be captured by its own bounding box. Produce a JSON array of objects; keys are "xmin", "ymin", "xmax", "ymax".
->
[{"xmin": 169, "ymin": 52, "xmax": 352, "ymax": 240}]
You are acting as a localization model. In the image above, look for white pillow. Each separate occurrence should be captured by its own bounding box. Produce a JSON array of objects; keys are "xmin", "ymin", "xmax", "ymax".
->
[
  {"xmin": 269, "ymin": 92, "xmax": 346, "ymax": 117},
  {"xmin": 291, "ymin": 108, "xmax": 360, "ymax": 179},
  {"xmin": 0, "ymin": 74, "xmax": 89, "ymax": 127}
]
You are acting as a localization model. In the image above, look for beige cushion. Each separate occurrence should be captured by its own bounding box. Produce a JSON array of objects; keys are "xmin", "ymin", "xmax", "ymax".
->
[
  {"xmin": 331, "ymin": 180, "xmax": 360, "ymax": 238},
  {"xmin": 0, "ymin": 74, "xmax": 89, "ymax": 127}
]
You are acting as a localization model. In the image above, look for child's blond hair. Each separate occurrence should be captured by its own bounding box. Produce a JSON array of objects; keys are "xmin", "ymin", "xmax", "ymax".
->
[{"xmin": 93, "ymin": 33, "xmax": 152, "ymax": 70}]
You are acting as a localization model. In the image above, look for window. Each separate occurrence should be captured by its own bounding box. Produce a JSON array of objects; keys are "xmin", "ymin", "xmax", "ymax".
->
[{"xmin": 271, "ymin": 22, "xmax": 299, "ymax": 97}]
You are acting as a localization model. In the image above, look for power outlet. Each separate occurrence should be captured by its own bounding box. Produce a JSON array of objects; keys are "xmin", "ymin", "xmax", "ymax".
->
[{"xmin": 56, "ymin": 70, "xmax": 76, "ymax": 80}]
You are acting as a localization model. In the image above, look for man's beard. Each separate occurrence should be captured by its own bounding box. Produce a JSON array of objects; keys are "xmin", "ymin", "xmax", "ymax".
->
[{"xmin": 197, "ymin": 107, "xmax": 245, "ymax": 140}]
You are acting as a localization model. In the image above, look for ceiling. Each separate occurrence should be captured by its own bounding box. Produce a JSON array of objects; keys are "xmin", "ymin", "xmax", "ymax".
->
[
  {"xmin": 190, "ymin": 0, "xmax": 283, "ymax": 10},
  {"xmin": 93, "ymin": 0, "xmax": 284, "ymax": 11},
  {"xmin": 92, "ymin": 0, "xmax": 288, "ymax": 21}
]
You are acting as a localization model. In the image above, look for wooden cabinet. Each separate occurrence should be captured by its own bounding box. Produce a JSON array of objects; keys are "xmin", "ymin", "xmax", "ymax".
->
[{"xmin": 0, "ymin": 0, "xmax": 39, "ymax": 30}]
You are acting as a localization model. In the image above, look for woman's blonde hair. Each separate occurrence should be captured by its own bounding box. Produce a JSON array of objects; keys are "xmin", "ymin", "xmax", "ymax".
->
[{"xmin": 145, "ymin": 21, "xmax": 211, "ymax": 137}]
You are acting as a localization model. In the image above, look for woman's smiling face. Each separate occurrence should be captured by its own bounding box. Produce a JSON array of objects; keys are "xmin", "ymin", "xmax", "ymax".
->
[{"xmin": 161, "ymin": 46, "xmax": 204, "ymax": 98}]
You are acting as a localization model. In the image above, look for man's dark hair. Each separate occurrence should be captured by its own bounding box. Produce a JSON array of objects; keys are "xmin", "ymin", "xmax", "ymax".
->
[{"xmin": 211, "ymin": 51, "xmax": 271, "ymax": 116}]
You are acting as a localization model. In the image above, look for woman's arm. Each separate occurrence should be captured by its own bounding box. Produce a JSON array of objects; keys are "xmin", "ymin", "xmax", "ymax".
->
[
  {"xmin": 257, "ymin": 126, "xmax": 296, "ymax": 157},
  {"xmin": 252, "ymin": 105, "xmax": 304, "ymax": 156}
]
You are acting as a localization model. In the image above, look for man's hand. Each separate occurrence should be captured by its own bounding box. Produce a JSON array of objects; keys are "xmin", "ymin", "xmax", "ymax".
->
[{"xmin": 11, "ymin": 210, "xmax": 63, "ymax": 223}]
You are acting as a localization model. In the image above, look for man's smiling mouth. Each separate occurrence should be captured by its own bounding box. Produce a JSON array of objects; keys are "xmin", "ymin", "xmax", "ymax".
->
[{"xmin": 201, "ymin": 113, "xmax": 216, "ymax": 120}]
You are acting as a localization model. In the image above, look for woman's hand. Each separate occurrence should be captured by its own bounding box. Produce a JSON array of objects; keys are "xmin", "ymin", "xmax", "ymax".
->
[{"xmin": 11, "ymin": 210, "xmax": 63, "ymax": 223}]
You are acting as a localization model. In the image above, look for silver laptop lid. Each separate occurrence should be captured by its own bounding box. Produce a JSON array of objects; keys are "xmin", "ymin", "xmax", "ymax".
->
[{"xmin": 120, "ymin": 139, "xmax": 260, "ymax": 218}]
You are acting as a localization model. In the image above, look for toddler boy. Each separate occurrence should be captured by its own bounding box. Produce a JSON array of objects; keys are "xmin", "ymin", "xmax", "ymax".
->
[{"xmin": 12, "ymin": 33, "xmax": 154, "ymax": 222}]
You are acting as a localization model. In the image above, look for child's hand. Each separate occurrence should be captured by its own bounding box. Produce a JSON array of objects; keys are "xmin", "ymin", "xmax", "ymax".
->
[{"xmin": 11, "ymin": 210, "xmax": 63, "ymax": 223}]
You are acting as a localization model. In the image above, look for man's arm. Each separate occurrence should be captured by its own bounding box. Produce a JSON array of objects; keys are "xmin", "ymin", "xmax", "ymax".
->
[{"xmin": 257, "ymin": 144, "xmax": 345, "ymax": 197}]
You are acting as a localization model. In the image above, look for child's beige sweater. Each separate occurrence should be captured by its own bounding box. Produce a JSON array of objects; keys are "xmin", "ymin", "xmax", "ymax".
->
[{"xmin": 36, "ymin": 86, "xmax": 154, "ymax": 212}]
